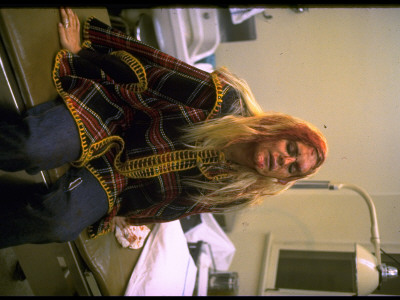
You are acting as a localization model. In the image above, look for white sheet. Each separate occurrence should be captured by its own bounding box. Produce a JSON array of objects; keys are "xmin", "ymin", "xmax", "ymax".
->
[
  {"xmin": 229, "ymin": 8, "xmax": 266, "ymax": 24},
  {"xmin": 124, "ymin": 220, "xmax": 197, "ymax": 296},
  {"xmin": 184, "ymin": 213, "xmax": 236, "ymax": 271}
]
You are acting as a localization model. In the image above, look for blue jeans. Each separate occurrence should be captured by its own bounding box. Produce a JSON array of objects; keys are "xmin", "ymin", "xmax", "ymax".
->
[{"xmin": 0, "ymin": 99, "xmax": 108, "ymax": 249}]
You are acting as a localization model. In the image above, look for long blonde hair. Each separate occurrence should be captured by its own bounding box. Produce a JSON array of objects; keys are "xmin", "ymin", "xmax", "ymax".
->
[{"xmin": 181, "ymin": 67, "xmax": 328, "ymax": 212}]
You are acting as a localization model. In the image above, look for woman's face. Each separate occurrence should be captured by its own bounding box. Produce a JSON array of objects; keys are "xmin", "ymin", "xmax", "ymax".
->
[{"xmin": 226, "ymin": 139, "xmax": 318, "ymax": 182}]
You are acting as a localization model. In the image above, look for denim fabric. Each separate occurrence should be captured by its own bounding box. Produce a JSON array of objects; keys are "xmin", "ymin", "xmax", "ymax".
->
[
  {"xmin": 0, "ymin": 99, "xmax": 108, "ymax": 249},
  {"xmin": 0, "ymin": 166, "xmax": 108, "ymax": 249},
  {"xmin": 0, "ymin": 98, "xmax": 81, "ymax": 173}
]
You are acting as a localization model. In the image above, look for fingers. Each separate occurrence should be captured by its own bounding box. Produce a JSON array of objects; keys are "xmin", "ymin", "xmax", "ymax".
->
[
  {"xmin": 66, "ymin": 8, "xmax": 80, "ymax": 29},
  {"xmin": 60, "ymin": 7, "xmax": 67, "ymax": 22},
  {"xmin": 116, "ymin": 216, "xmax": 128, "ymax": 228},
  {"xmin": 58, "ymin": 7, "xmax": 82, "ymax": 54},
  {"xmin": 60, "ymin": 8, "xmax": 69, "ymax": 28},
  {"xmin": 58, "ymin": 22, "xmax": 66, "ymax": 41},
  {"xmin": 112, "ymin": 217, "xmax": 128, "ymax": 232},
  {"xmin": 59, "ymin": 7, "xmax": 80, "ymax": 30}
]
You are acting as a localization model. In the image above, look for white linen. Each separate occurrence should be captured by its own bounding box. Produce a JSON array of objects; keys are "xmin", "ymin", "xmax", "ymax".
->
[
  {"xmin": 229, "ymin": 8, "xmax": 266, "ymax": 24},
  {"xmin": 124, "ymin": 220, "xmax": 197, "ymax": 296},
  {"xmin": 195, "ymin": 243, "xmax": 213, "ymax": 296},
  {"xmin": 184, "ymin": 213, "xmax": 236, "ymax": 271}
]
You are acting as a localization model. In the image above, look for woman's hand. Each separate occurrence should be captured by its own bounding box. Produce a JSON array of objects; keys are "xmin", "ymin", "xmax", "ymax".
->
[
  {"xmin": 58, "ymin": 8, "xmax": 82, "ymax": 54},
  {"xmin": 111, "ymin": 216, "xmax": 129, "ymax": 232}
]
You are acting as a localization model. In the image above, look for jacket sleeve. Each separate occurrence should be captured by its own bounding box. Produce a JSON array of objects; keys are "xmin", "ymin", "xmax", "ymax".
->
[
  {"xmin": 77, "ymin": 48, "xmax": 138, "ymax": 83},
  {"xmin": 82, "ymin": 17, "xmax": 245, "ymax": 115}
]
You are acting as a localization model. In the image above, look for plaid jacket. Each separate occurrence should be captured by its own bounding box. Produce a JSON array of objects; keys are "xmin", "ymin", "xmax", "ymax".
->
[{"xmin": 53, "ymin": 17, "xmax": 244, "ymax": 238}]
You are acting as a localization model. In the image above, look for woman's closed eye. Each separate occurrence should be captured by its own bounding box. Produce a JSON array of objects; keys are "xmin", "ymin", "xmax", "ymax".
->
[
  {"xmin": 287, "ymin": 141, "xmax": 299, "ymax": 174},
  {"xmin": 288, "ymin": 161, "xmax": 300, "ymax": 174},
  {"xmin": 286, "ymin": 141, "xmax": 298, "ymax": 157}
]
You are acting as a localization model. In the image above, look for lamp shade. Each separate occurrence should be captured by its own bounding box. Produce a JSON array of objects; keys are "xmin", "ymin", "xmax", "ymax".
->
[{"xmin": 354, "ymin": 244, "xmax": 379, "ymax": 295}]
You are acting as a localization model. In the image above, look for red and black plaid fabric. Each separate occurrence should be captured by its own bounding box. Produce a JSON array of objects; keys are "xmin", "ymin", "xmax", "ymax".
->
[{"xmin": 53, "ymin": 17, "xmax": 242, "ymax": 237}]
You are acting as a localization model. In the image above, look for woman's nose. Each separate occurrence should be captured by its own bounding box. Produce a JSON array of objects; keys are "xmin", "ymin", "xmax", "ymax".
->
[{"xmin": 280, "ymin": 155, "xmax": 296, "ymax": 166}]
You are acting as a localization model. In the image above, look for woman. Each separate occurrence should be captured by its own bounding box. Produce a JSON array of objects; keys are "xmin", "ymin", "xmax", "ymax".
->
[{"xmin": 0, "ymin": 8, "xmax": 327, "ymax": 249}]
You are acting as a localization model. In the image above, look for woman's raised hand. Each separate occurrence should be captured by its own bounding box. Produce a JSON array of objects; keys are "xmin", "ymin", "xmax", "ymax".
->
[{"xmin": 58, "ymin": 8, "xmax": 82, "ymax": 54}]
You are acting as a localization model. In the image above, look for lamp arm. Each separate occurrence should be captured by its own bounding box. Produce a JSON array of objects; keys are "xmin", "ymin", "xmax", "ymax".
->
[{"xmin": 329, "ymin": 183, "xmax": 382, "ymax": 267}]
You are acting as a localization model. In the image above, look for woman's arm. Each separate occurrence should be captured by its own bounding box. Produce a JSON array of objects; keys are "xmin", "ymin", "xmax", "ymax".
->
[
  {"xmin": 77, "ymin": 49, "xmax": 137, "ymax": 83},
  {"xmin": 58, "ymin": 8, "xmax": 136, "ymax": 83}
]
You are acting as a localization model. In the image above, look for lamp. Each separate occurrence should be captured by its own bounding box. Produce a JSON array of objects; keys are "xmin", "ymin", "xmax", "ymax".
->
[{"xmin": 291, "ymin": 180, "xmax": 398, "ymax": 295}]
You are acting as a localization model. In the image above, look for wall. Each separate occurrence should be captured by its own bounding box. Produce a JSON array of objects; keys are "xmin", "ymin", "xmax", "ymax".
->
[{"xmin": 214, "ymin": 8, "xmax": 400, "ymax": 295}]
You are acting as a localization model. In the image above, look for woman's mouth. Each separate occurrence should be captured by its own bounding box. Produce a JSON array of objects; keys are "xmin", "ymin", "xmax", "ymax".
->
[
  {"xmin": 257, "ymin": 153, "xmax": 265, "ymax": 169},
  {"xmin": 268, "ymin": 152, "xmax": 272, "ymax": 171}
]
